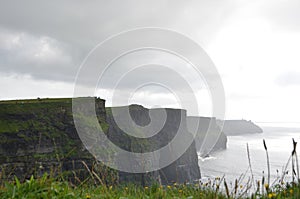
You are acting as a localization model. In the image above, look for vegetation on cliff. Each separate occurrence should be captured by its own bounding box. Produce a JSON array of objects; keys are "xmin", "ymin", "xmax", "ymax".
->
[{"xmin": 0, "ymin": 97, "xmax": 116, "ymax": 183}]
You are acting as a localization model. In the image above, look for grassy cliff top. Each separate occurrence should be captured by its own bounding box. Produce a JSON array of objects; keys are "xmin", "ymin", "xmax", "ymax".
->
[
  {"xmin": 0, "ymin": 97, "xmax": 106, "ymax": 104},
  {"xmin": 0, "ymin": 98, "xmax": 73, "ymax": 104}
]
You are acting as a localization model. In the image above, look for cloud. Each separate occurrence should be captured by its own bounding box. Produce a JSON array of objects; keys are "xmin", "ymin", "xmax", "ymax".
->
[
  {"xmin": 259, "ymin": 0, "xmax": 300, "ymax": 30},
  {"xmin": 0, "ymin": 0, "xmax": 237, "ymax": 83},
  {"xmin": 0, "ymin": 28, "xmax": 75, "ymax": 81},
  {"xmin": 275, "ymin": 72, "xmax": 300, "ymax": 87}
]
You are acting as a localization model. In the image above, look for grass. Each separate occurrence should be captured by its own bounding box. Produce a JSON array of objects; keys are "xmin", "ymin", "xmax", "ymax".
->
[
  {"xmin": 0, "ymin": 174, "xmax": 230, "ymax": 199},
  {"xmin": 0, "ymin": 174, "xmax": 300, "ymax": 198}
]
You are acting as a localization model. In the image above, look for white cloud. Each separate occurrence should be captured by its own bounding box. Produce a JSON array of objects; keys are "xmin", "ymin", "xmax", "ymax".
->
[
  {"xmin": 0, "ymin": 72, "xmax": 74, "ymax": 100},
  {"xmin": 275, "ymin": 72, "xmax": 300, "ymax": 87},
  {"xmin": 206, "ymin": 1, "xmax": 300, "ymax": 122}
]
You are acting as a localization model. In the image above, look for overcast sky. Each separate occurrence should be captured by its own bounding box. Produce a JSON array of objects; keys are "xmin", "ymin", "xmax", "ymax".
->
[{"xmin": 0, "ymin": 0, "xmax": 300, "ymax": 123}]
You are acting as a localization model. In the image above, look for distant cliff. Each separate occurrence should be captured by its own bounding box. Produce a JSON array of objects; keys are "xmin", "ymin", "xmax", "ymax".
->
[
  {"xmin": 106, "ymin": 105, "xmax": 201, "ymax": 184},
  {"xmin": 217, "ymin": 119, "xmax": 263, "ymax": 136},
  {"xmin": 187, "ymin": 117, "xmax": 227, "ymax": 156}
]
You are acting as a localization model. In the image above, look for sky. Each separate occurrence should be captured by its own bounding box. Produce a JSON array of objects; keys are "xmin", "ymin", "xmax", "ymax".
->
[{"xmin": 0, "ymin": 0, "xmax": 300, "ymax": 123}]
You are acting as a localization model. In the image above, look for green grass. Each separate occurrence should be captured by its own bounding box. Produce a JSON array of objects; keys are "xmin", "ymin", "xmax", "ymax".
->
[
  {"xmin": 1, "ymin": 174, "xmax": 300, "ymax": 199},
  {"xmin": 0, "ymin": 174, "xmax": 229, "ymax": 199}
]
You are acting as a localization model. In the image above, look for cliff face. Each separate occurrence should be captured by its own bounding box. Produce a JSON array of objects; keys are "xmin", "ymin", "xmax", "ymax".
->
[
  {"xmin": 187, "ymin": 117, "xmax": 227, "ymax": 156},
  {"xmin": 218, "ymin": 119, "xmax": 263, "ymax": 136},
  {"xmin": 0, "ymin": 98, "xmax": 200, "ymax": 185},
  {"xmin": 0, "ymin": 98, "xmax": 112, "ymax": 182},
  {"xmin": 106, "ymin": 105, "xmax": 201, "ymax": 184}
]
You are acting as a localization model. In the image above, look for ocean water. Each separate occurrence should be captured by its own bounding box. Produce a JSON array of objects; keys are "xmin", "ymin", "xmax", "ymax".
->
[{"xmin": 199, "ymin": 124, "xmax": 300, "ymax": 185}]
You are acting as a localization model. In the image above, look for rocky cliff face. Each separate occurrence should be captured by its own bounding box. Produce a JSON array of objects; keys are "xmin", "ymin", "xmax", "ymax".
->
[
  {"xmin": 106, "ymin": 105, "xmax": 201, "ymax": 184},
  {"xmin": 187, "ymin": 117, "xmax": 227, "ymax": 156},
  {"xmin": 217, "ymin": 119, "xmax": 263, "ymax": 136},
  {"xmin": 0, "ymin": 98, "xmax": 200, "ymax": 185},
  {"xmin": 0, "ymin": 98, "xmax": 111, "ymax": 182}
]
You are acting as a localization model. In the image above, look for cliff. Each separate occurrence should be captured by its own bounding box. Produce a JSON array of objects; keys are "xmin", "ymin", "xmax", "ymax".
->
[
  {"xmin": 218, "ymin": 119, "xmax": 263, "ymax": 136},
  {"xmin": 0, "ymin": 98, "xmax": 200, "ymax": 185},
  {"xmin": 187, "ymin": 117, "xmax": 227, "ymax": 156},
  {"xmin": 106, "ymin": 105, "xmax": 201, "ymax": 184},
  {"xmin": 0, "ymin": 97, "xmax": 115, "ymax": 183}
]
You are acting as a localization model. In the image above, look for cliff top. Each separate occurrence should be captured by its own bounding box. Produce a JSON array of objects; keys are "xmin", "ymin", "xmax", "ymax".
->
[{"xmin": 0, "ymin": 97, "xmax": 105, "ymax": 105}]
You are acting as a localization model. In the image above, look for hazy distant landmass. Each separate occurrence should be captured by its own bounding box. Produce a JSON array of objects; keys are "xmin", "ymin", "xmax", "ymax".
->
[
  {"xmin": 217, "ymin": 119, "xmax": 263, "ymax": 136},
  {"xmin": 260, "ymin": 126, "xmax": 300, "ymax": 133}
]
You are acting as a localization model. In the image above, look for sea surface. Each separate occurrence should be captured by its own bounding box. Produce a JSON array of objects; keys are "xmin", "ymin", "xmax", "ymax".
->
[{"xmin": 199, "ymin": 123, "xmax": 300, "ymax": 186}]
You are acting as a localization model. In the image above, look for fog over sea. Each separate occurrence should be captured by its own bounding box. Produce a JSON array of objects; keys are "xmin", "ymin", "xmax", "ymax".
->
[{"xmin": 199, "ymin": 123, "xmax": 300, "ymax": 185}]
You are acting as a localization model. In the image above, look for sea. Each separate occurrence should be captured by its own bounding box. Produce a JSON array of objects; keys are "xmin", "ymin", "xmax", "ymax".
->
[{"xmin": 199, "ymin": 123, "xmax": 300, "ymax": 186}]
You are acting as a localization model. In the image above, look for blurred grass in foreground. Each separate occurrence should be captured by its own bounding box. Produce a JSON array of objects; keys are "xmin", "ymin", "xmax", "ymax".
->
[{"xmin": 0, "ymin": 173, "xmax": 299, "ymax": 199}]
